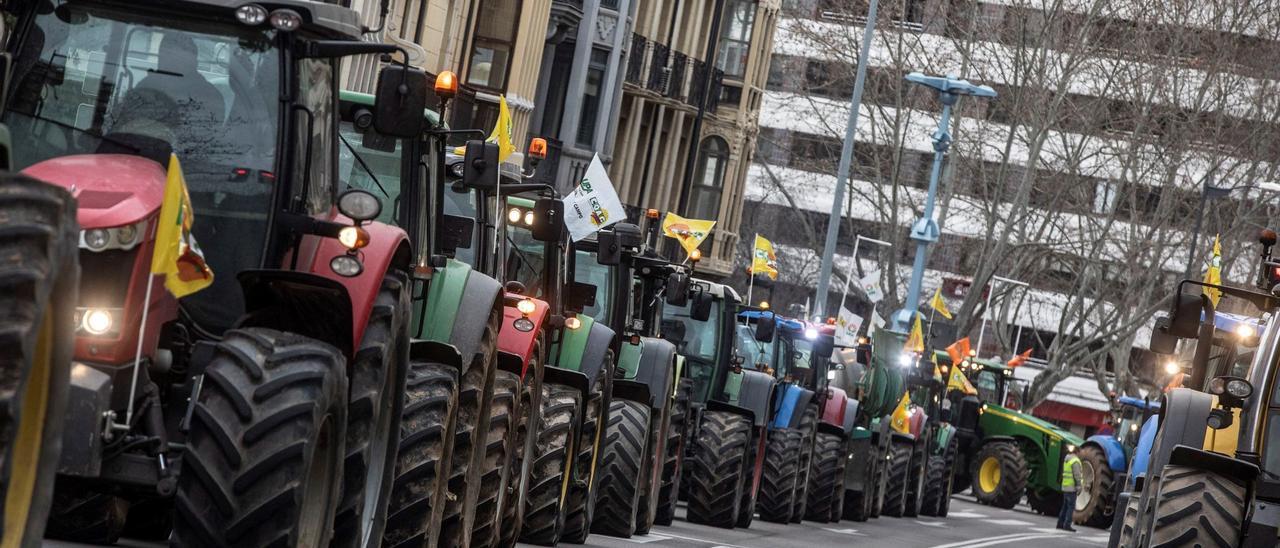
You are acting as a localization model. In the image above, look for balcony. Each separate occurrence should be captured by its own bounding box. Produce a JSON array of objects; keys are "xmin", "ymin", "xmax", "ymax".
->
[
  {"xmin": 626, "ymin": 33, "xmax": 647, "ymax": 85},
  {"xmin": 666, "ymin": 51, "xmax": 688, "ymax": 101},
  {"xmin": 647, "ymin": 42, "xmax": 671, "ymax": 94}
]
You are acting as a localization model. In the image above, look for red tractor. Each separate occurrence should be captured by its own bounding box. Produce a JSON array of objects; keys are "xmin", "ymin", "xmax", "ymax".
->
[{"xmin": 1, "ymin": 1, "xmax": 435, "ymax": 546}]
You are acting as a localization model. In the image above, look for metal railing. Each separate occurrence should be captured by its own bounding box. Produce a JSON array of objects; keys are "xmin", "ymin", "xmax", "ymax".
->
[
  {"xmin": 626, "ymin": 33, "xmax": 647, "ymax": 85},
  {"xmin": 647, "ymin": 41, "xmax": 671, "ymax": 94},
  {"xmin": 667, "ymin": 51, "xmax": 688, "ymax": 100}
]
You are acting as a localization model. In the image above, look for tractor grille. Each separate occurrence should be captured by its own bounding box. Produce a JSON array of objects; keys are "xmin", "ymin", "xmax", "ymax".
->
[{"xmin": 78, "ymin": 249, "xmax": 138, "ymax": 308}]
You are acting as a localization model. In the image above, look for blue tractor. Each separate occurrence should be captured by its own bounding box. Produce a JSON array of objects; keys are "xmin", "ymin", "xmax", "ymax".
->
[{"xmin": 1074, "ymin": 396, "xmax": 1159, "ymax": 528}]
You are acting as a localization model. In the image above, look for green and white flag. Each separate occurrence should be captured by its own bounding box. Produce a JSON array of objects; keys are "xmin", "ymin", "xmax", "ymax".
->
[{"xmin": 565, "ymin": 153, "xmax": 626, "ymax": 241}]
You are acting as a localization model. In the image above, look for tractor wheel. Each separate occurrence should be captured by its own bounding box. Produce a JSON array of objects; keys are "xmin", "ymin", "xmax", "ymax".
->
[
  {"xmin": 561, "ymin": 352, "xmax": 612, "ymax": 544},
  {"xmin": 804, "ymin": 432, "xmax": 843, "ymax": 522},
  {"xmin": 0, "ymin": 176, "xmax": 78, "ymax": 548},
  {"xmin": 735, "ymin": 427, "xmax": 759, "ymax": 528},
  {"xmin": 685, "ymin": 410, "xmax": 749, "ymax": 528},
  {"xmin": 869, "ymin": 444, "xmax": 887, "ymax": 518},
  {"xmin": 498, "ymin": 342, "xmax": 547, "ymax": 548},
  {"xmin": 844, "ymin": 485, "xmax": 870, "ymax": 522},
  {"xmin": 520, "ymin": 383, "xmax": 581, "ymax": 545},
  {"xmin": 937, "ymin": 437, "xmax": 958, "ymax": 517},
  {"xmin": 633, "ymin": 407, "xmax": 661, "ymax": 536},
  {"xmin": 1075, "ymin": 444, "xmax": 1116, "ymax": 528},
  {"xmin": 881, "ymin": 440, "xmax": 913, "ymax": 517},
  {"xmin": 1116, "ymin": 490, "xmax": 1141, "ymax": 548},
  {"xmin": 829, "ymin": 438, "xmax": 848, "ymax": 523},
  {"xmin": 1027, "ymin": 488, "xmax": 1062, "ymax": 516},
  {"xmin": 438, "ymin": 309, "xmax": 498, "ymax": 548},
  {"xmin": 655, "ymin": 378, "xmax": 692, "ymax": 526},
  {"xmin": 790, "ymin": 405, "xmax": 818, "ymax": 522},
  {"xmin": 1149, "ymin": 465, "xmax": 1246, "ymax": 548},
  {"xmin": 44, "ymin": 481, "xmax": 129, "ymax": 544},
  {"xmin": 903, "ymin": 443, "xmax": 926, "ymax": 517},
  {"xmin": 382, "ymin": 362, "xmax": 458, "ymax": 548},
  {"xmin": 756, "ymin": 428, "xmax": 801, "ymax": 523},
  {"xmin": 919, "ymin": 455, "xmax": 950, "ymax": 517},
  {"xmin": 334, "ymin": 274, "xmax": 410, "ymax": 548},
  {"xmin": 591, "ymin": 399, "xmax": 651, "ymax": 537},
  {"xmin": 171, "ymin": 329, "xmax": 347, "ymax": 547},
  {"xmin": 472, "ymin": 370, "xmax": 523, "ymax": 548},
  {"xmin": 969, "ymin": 441, "xmax": 1027, "ymax": 509}
]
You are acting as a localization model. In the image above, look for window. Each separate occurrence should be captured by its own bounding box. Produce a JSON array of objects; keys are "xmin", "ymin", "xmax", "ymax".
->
[
  {"xmin": 467, "ymin": 0, "xmax": 521, "ymax": 90},
  {"xmin": 690, "ymin": 137, "xmax": 729, "ymax": 222},
  {"xmin": 295, "ymin": 58, "xmax": 336, "ymax": 216},
  {"xmin": 717, "ymin": 0, "xmax": 756, "ymax": 79},
  {"xmin": 338, "ymin": 118, "xmax": 403, "ymax": 227},
  {"xmin": 577, "ymin": 49, "xmax": 609, "ymax": 147}
]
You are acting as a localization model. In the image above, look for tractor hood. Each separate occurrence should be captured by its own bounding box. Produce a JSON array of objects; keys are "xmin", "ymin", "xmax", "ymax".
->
[
  {"xmin": 981, "ymin": 403, "xmax": 1084, "ymax": 446},
  {"xmin": 23, "ymin": 154, "xmax": 166, "ymax": 229}
]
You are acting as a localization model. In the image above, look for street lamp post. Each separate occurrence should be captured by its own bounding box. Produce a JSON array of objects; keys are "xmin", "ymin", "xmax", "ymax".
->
[
  {"xmin": 889, "ymin": 73, "xmax": 997, "ymax": 334},
  {"xmin": 975, "ymin": 275, "xmax": 1030, "ymax": 359}
]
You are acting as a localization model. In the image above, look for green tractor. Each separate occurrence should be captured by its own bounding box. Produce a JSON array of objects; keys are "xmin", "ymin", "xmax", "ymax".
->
[
  {"xmin": 664, "ymin": 281, "xmax": 778, "ymax": 529},
  {"xmin": 575, "ymin": 221, "xmax": 686, "ymax": 538},
  {"xmin": 944, "ymin": 355, "xmax": 1085, "ymax": 515}
]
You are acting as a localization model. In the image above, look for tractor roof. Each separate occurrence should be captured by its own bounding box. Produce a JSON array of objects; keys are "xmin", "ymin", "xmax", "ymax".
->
[
  {"xmin": 691, "ymin": 278, "xmax": 741, "ymax": 302},
  {"xmin": 737, "ymin": 310, "xmax": 805, "ymax": 332},
  {"xmin": 140, "ymin": 0, "xmax": 364, "ymax": 38},
  {"xmin": 1117, "ymin": 395, "xmax": 1160, "ymax": 411},
  {"xmin": 340, "ymin": 90, "xmax": 444, "ymax": 128}
]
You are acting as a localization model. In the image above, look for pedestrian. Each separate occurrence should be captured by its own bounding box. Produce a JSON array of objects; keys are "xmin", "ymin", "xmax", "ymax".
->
[{"xmin": 1057, "ymin": 445, "xmax": 1082, "ymax": 532}]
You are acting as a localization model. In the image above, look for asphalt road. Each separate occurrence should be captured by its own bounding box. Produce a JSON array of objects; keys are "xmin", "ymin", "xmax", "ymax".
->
[{"xmin": 44, "ymin": 495, "xmax": 1113, "ymax": 548}]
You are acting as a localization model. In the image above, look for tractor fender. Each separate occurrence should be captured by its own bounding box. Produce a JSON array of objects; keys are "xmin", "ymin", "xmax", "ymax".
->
[
  {"xmin": 552, "ymin": 316, "xmax": 615, "ymax": 385},
  {"xmin": 933, "ymin": 424, "xmax": 957, "ymax": 456},
  {"xmin": 773, "ymin": 385, "xmax": 816, "ymax": 430},
  {"xmin": 890, "ymin": 431, "xmax": 915, "ymax": 444},
  {"xmin": 237, "ymin": 270, "xmax": 354, "ymax": 357},
  {"xmin": 1168, "ymin": 444, "xmax": 1259, "ymax": 484},
  {"xmin": 816, "ymin": 421, "xmax": 845, "ymax": 438},
  {"xmin": 496, "ymin": 295, "xmax": 551, "ymax": 375},
  {"xmin": 496, "ymin": 350, "xmax": 524, "ymax": 377},
  {"xmin": 733, "ymin": 369, "xmax": 776, "ymax": 428},
  {"xmin": 1148, "ymin": 388, "xmax": 1215, "ymax": 476},
  {"xmin": 1085, "ymin": 435, "xmax": 1128, "ymax": 473},
  {"xmin": 612, "ymin": 378, "xmax": 651, "ymax": 405},
  {"xmin": 544, "ymin": 365, "xmax": 591, "ymax": 399},
  {"xmin": 706, "ymin": 399, "xmax": 755, "ymax": 424},
  {"xmin": 626, "ymin": 336, "xmax": 677, "ymax": 410},
  {"xmin": 1128, "ymin": 414, "xmax": 1160, "ymax": 484},
  {"xmin": 841, "ymin": 399, "xmax": 859, "ymax": 435},
  {"xmin": 306, "ymin": 219, "xmax": 412, "ymax": 348},
  {"xmin": 417, "ymin": 258, "xmax": 503, "ymax": 374},
  {"xmin": 907, "ymin": 407, "xmax": 928, "ymax": 438},
  {"xmin": 408, "ymin": 339, "xmax": 465, "ymax": 371},
  {"xmin": 822, "ymin": 387, "xmax": 849, "ymax": 428}
]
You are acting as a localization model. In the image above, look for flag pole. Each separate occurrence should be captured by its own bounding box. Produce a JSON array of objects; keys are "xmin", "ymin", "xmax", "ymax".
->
[{"xmin": 123, "ymin": 223, "xmax": 159, "ymax": 427}]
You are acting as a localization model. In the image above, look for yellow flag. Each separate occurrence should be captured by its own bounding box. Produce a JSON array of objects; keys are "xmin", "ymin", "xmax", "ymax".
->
[
  {"xmin": 947, "ymin": 365, "xmax": 978, "ymax": 395},
  {"xmin": 751, "ymin": 234, "xmax": 779, "ymax": 280},
  {"xmin": 662, "ymin": 212, "xmax": 716, "ymax": 256},
  {"xmin": 930, "ymin": 287, "xmax": 953, "ymax": 320},
  {"xmin": 903, "ymin": 314, "xmax": 924, "ymax": 353},
  {"xmin": 890, "ymin": 391, "xmax": 912, "ymax": 434},
  {"xmin": 1203, "ymin": 234, "xmax": 1222, "ymax": 307},
  {"xmin": 150, "ymin": 154, "xmax": 213, "ymax": 298},
  {"xmin": 452, "ymin": 95, "xmax": 517, "ymax": 161}
]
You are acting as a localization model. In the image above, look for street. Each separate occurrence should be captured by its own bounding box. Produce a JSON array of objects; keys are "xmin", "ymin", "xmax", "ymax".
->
[{"xmin": 43, "ymin": 496, "xmax": 1112, "ymax": 548}]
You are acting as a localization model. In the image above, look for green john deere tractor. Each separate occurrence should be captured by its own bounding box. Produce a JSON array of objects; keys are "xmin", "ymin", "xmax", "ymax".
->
[{"xmin": 945, "ymin": 356, "xmax": 1084, "ymax": 514}]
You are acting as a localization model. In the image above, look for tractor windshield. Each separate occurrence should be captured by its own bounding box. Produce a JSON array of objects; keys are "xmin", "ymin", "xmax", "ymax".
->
[
  {"xmin": 338, "ymin": 120, "xmax": 402, "ymax": 227},
  {"xmin": 736, "ymin": 323, "xmax": 774, "ymax": 370},
  {"xmin": 663, "ymin": 298, "xmax": 723, "ymax": 401},
  {"xmin": 573, "ymin": 251, "xmax": 613, "ymax": 324},
  {"xmin": 505, "ymin": 221, "xmax": 547, "ymax": 295},
  {"xmin": 5, "ymin": 4, "xmax": 282, "ymax": 330}
]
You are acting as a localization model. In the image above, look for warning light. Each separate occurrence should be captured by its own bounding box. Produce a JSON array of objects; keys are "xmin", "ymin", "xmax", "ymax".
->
[
  {"xmin": 528, "ymin": 137, "xmax": 548, "ymax": 160},
  {"xmin": 435, "ymin": 70, "xmax": 458, "ymax": 99}
]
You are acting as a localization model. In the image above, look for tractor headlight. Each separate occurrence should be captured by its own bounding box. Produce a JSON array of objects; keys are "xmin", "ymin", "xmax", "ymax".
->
[
  {"xmin": 508, "ymin": 208, "xmax": 522, "ymax": 223},
  {"xmin": 75, "ymin": 307, "xmax": 123, "ymax": 337},
  {"xmin": 83, "ymin": 229, "xmax": 110, "ymax": 251},
  {"xmin": 235, "ymin": 4, "xmax": 268, "ymax": 25},
  {"xmin": 565, "ymin": 316, "xmax": 582, "ymax": 330},
  {"xmin": 827, "ymin": 369, "xmax": 837, "ymax": 381},
  {"xmin": 80, "ymin": 220, "xmax": 148, "ymax": 252},
  {"xmin": 1226, "ymin": 378, "xmax": 1253, "ymax": 398},
  {"xmin": 898, "ymin": 354, "xmax": 913, "ymax": 367},
  {"xmin": 804, "ymin": 327, "xmax": 819, "ymax": 340},
  {"xmin": 524, "ymin": 210, "xmax": 535, "ymax": 226},
  {"xmin": 516, "ymin": 298, "xmax": 537, "ymax": 316}
]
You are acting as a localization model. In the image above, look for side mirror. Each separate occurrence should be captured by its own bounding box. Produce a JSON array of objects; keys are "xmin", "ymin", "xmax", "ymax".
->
[
  {"xmin": 614, "ymin": 223, "xmax": 643, "ymax": 250},
  {"xmin": 665, "ymin": 272, "xmax": 689, "ymax": 306},
  {"xmin": 690, "ymin": 291, "xmax": 713, "ymax": 321},
  {"xmin": 463, "ymin": 140, "xmax": 499, "ymax": 190},
  {"xmin": 566, "ymin": 281, "xmax": 597, "ymax": 313},
  {"xmin": 373, "ymin": 64, "xmax": 428, "ymax": 138},
  {"xmin": 596, "ymin": 230, "xmax": 622, "ymax": 266},
  {"xmin": 754, "ymin": 314, "xmax": 776, "ymax": 343},
  {"xmin": 813, "ymin": 335, "xmax": 835, "ymax": 361},
  {"xmin": 1168, "ymin": 291, "xmax": 1205, "ymax": 338},
  {"xmin": 1149, "ymin": 316, "xmax": 1178, "ymax": 354},
  {"xmin": 531, "ymin": 197, "xmax": 564, "ymax": 242}
]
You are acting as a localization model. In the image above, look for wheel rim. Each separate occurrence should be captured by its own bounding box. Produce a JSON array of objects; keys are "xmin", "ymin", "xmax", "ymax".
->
[
  {"xmin": 2, "ymin": 314, "xmax": 53, "ymax": 545},
  {"xmin": 299, "ymin": 415, "xmax": 338, "ymax": 547},
  {"xmin": 1076, "ymin": 460, "xmax": 1095, "ymax": 511},
  {"xmin": 978, "ymin": 456, "xmax": 1001, "ymax": 494},
  {"xmin": 360, "ymin": 360, "xmax": 398, "ymax": 547}
]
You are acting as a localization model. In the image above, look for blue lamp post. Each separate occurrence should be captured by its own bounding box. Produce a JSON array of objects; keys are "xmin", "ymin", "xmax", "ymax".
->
[{"xmin": 889, "ymin": 73, "xmax": 997, "ymax": 334}]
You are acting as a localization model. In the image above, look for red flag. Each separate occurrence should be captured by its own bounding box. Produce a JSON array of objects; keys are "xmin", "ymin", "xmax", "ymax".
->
[
  {"xmin": 1007, "ymin": 348, "xmax": 1033, "ymax": 368},
  {"xmin": 946, "ymin": 337, "xmax": 971, "ymax": 365}
]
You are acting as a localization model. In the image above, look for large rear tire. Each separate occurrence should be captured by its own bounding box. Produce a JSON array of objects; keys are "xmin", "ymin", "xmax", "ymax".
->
[
  {"xmin": 903, "ymin": 442, "xmax": 926, "ymax": 518},
  {"xmin": 735, "ymin": 427, "xmax": 759, "ymax": 528},
  {"xmin": 654, "ymin": 378, "xmax": 692, "ymax": 526},
  {"xmin": 591, "ymin": 399, "xmax": 650, "ymax": 538},
  {"xmin": 1149, "ymin": 465, "xmax": 1246, "ymax": 548},
  {"xmin": 1075, "ymin": 444, "xmax": 1116, "ymax": 528},
  {"xmin": 0, "ymin": 176, "xmax": 78, "ymax": 548},
  {"xmin": 334, "ymin": 274, "xmax": 410, "ymax": 548},
  {"xmin": 828, "ymin": 437, "xmax": 848, "ymax": 523},
  {"xmin": 804, "ymin": 432, "xmax": 843, "ymax": 522},
  {"xmin": 382, "ymin": 362, "xmax": 458, "ymax": 548},
  {"xmin": 1116, "ymin": 490, "xmax": 1141, "ymax": 548},
  {"xmin": 561, "ymin": 353, "xmax": 612, "ymax": 544},
  {"xmin": 789, "ymin": 406, "xmax": 818, "ymax": 522},
  {"xmin": 171, "ymin": 329, "xmax": 348, "ymax": 547},
  {"xmin": 439, "ymin": 310, "xmax": 499, "ymax": 548},
  {"xmin": 919, "ymin": 455, "xmax": 950, "ymax": 517},
  {"xmin": 633, "ymin": 408, "xmax": 663, "ymax": 536},
  {"xmin": 469, "ymin": 369, "xmax": 520, "ymax": 548},
  {"xmin": 1027, "ymin": 488, "xmax": 1062, "ymax": 516},
  {"xmin": 520, "ymin": 383, "xmax": 580, "ymax": 545},
  {"xmin": 969, "ymin": 441, "xmax": 1027, "ymax": 509},
  {"xmin": 881, "ymin": 440, "xmax": 913, "ymax": 517},
  {"xmin": 685, "ymin": 410, "xmax": 749, "ymax": 528},
  {"xmin": 756, "ymin": 428, "xmax": 801, "ymax": 523}
]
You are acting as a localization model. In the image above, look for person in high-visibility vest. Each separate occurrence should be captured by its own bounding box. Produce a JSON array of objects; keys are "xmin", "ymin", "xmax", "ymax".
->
[{"xmin": 1057, "ymin": 446, "xmax": 1082, "ymax": 531}]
